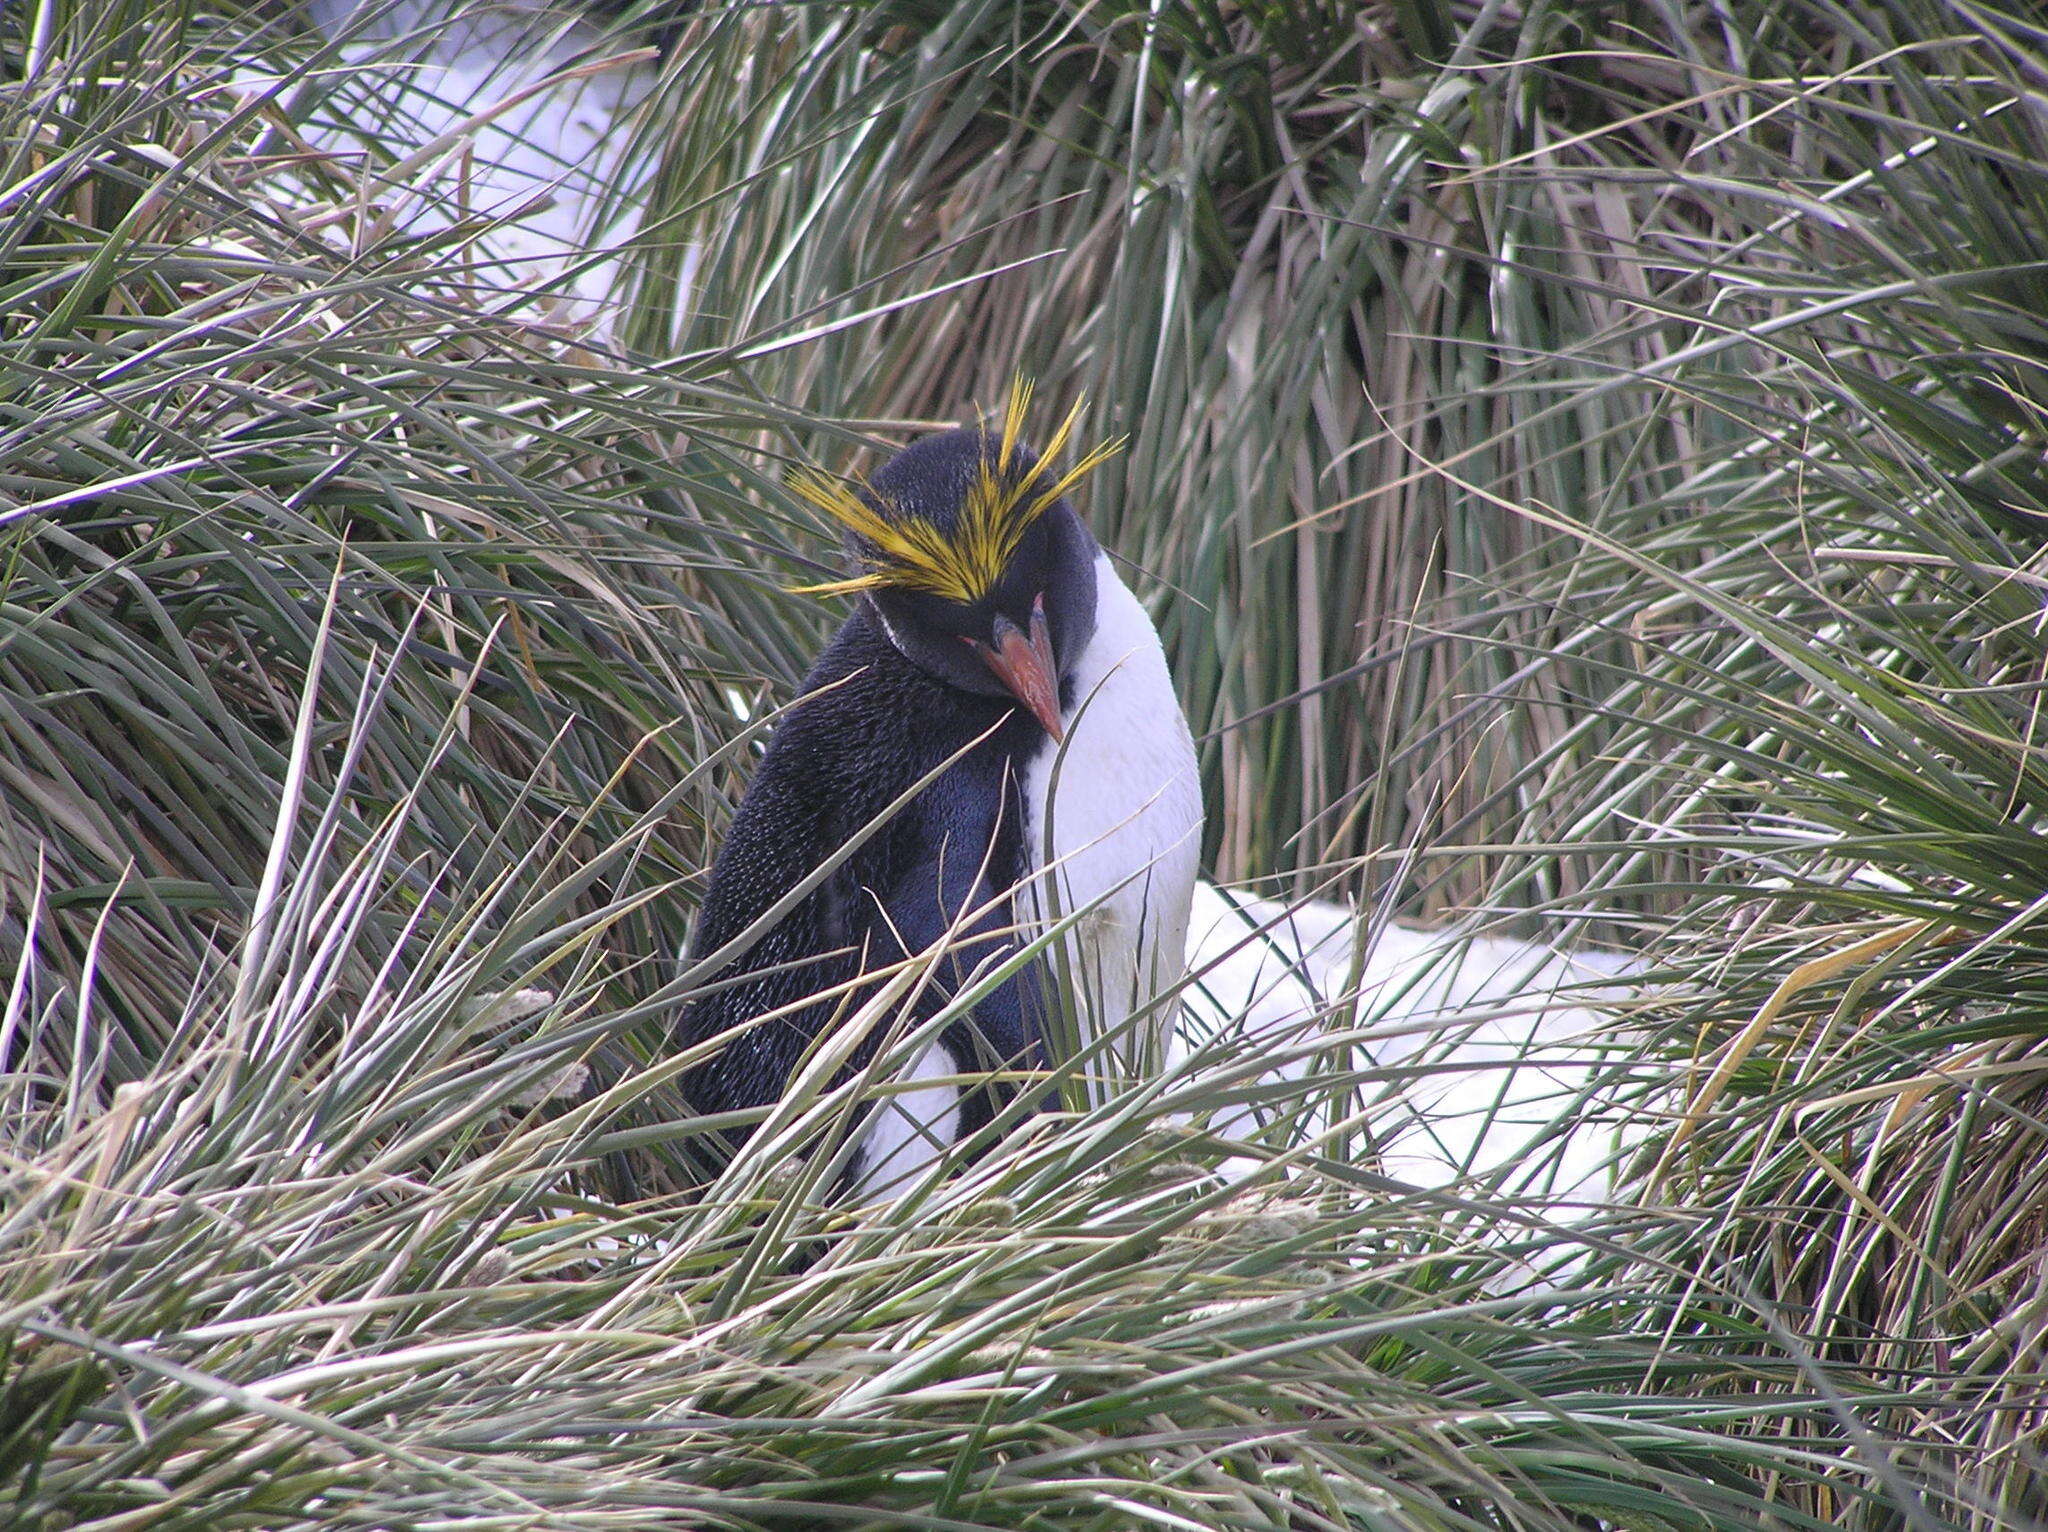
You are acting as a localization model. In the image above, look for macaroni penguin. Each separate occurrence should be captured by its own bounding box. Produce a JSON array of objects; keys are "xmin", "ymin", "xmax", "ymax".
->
[{"xmin": 678, "ymin": 387, "xmax": 1202, "ymax": 1196}]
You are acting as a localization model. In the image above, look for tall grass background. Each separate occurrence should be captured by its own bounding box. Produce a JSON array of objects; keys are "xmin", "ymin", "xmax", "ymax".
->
[{"xmin": 3, "ymin": 0, "xmax": 2046, "ymax": 1525}]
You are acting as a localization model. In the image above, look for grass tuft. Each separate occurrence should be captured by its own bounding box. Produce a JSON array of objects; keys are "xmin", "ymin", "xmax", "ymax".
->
[{"xmin": 4, "ymin": 0, "xmax": 2047, "ymax": 1524}]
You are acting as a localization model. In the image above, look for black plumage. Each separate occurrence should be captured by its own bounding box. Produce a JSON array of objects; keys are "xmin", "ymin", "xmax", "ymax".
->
[{"xmin": 676, "ymin": 614, "xmax": 1046, "ymax": 1145}]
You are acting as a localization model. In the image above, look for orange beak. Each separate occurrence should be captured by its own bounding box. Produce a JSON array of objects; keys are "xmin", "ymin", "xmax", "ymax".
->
[{"xmin": 973, "ymin": 594, "xmax": 1065, "ymax": 742}]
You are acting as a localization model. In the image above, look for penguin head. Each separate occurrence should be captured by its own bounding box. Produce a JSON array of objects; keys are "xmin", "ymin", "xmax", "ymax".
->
[{"xmin": 790, "ymin": 388, "xmax": 1120, "ymax": 741}]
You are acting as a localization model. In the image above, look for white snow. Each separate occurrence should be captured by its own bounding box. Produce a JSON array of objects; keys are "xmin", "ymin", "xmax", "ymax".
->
[
  {"xmin": 281, "ymin": 1, "xmax": 663, "ymax": 326},
  {"xmin": 1182, "ymin": 884, "xmax": 1642, "ymax": 1205}
]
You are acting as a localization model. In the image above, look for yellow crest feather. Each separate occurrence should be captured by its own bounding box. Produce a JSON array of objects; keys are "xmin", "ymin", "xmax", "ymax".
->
[{"xmin": 788, "ymin": 379, "xmax": 1122, "ymax": 604}]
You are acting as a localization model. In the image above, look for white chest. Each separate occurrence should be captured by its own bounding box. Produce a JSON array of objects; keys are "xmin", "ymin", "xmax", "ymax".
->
[
  {"xmin": 1020, "ymin": 555, "xmax": 1203, "ymax": 1087},
  {"xmin": 854, "ymin": 556, "xmax": 1202, "ymax": 1198}
]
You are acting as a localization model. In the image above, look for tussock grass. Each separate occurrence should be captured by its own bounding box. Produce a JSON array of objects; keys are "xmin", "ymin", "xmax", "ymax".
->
[{"xmin": 3, "ymin": 0, "xmax": 2046, "ymax": 1526}]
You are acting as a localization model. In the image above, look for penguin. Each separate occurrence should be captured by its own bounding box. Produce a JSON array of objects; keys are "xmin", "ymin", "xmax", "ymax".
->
[{"xmin": 676, "ymin": 386, "xmax": 1203, "ymax": 1198}]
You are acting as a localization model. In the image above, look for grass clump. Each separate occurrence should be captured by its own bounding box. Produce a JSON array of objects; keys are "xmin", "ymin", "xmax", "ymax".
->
[{"xmin": 3, "ymin": 0, "xmax": 2046, "ymax": 1527}]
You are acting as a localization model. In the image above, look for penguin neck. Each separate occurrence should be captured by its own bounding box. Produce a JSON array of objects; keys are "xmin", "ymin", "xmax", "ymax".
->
[
  {"xmin": 1016, "ymin": 551, "xmax": 1201, "ymax": 891},
  {"xmin": 1022, "ymin": 552, "xmax": 1185, "ymax": 780}
]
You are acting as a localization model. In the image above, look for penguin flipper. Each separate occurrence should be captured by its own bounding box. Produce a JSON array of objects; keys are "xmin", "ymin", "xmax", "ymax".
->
[
  {"xmin": 857, "ymin": 810, "xmax": 1048, "ymax": 1175},
  {"xmin": 675, "ymin": 740, "xmax": 869, "ymax": 1127}
]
